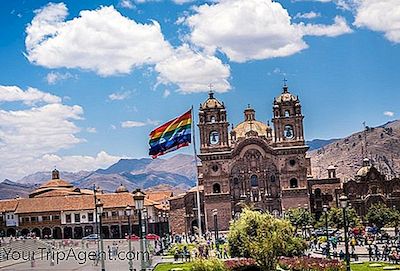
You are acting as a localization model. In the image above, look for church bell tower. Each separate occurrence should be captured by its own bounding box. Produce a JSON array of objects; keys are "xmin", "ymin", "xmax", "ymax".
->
[
  {"xmin": 272, "ymin": 83, "xmax": 305, "ymax": 147},
  {"xmin": 198, "ymin": 91, "xmax": 230, "ymax": 153}
]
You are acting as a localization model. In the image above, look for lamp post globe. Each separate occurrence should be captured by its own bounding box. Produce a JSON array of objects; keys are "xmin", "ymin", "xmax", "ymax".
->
[{"xmin": 339, "ymin": 195, "xmax": 348, "ymax": 208}]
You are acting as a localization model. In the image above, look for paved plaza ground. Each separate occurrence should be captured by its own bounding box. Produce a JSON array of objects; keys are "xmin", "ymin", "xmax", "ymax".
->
[{"xmin": 1, "ymin": 239, "xmax": 155, "ymax": 271}]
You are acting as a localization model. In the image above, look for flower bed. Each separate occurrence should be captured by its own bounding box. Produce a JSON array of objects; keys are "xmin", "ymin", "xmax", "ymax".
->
[
  {"xmin": 224, "ymin": 258, "xmax": 261, "ymax": 271},
  {"xmin": 278, "ymin": 257, "xmax": 345, "ymax": 271}
]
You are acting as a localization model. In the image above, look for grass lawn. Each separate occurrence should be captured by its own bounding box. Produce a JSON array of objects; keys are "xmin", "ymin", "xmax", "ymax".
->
[
  {"xmin": 154, "ymin": 262, "xmax": 193, "ymax": 271},
  {"xmin": 351, "ymin": 262, "xmax": 400, "ymax": 271}
]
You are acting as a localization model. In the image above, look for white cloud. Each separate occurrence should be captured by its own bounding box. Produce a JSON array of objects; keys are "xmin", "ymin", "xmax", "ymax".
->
[
  {"xmin": 134, "ymin": 0, "xmax": 194, "ymax": 3},
  {"xmin": 25, "ymin": 3, "xmax": 172, "ymax": 76},
  {"xmin": 172, "ymin": 0, "xmax": 196, "ymax": 3},
  {"xmin": 384, "ymin": 111, "xmax": 395, "ymax": 117},
  {"xmin": 185, "ymin": 0, "xmax": 352, "ymax": 63},
  {"xmin": 86, "ymin": 127, "xmax": 97, "ymax": 133},
  {"xmin": 268, "ymin": 67, "xmax": 287, "ymax": 76},
  {"xmin": 0, "ymin": 85, "xmax": 61, "ymax": 105},
  {"xmin": 353, "ymin": 0, "xmax": 400, "ymax": 43},
  {"xmin": 298, "ymin": 16, "xmax": 353, "ymax": 37},
  {"xmin": 163, "ymin": 89, "xmax": 171, "ymax": 98},
  {"xmin": 294, "ymin": 11, "xmax": 321, "ymax": 19},
  {"xmin": 119, "ymin": 0, "xmax": 135, "ymax": 9},
  {"xmin": 0, "ymin": 85, "xmax": 125, "ymax": 180},
  {"xmin": 46, "ymin": 71, "xmax": 76, "ymax": 84},
  {"xmin": 292, "ymin": 0, "xmax": 352, "ymax": 10},
  {"xmin": 155, "ymin": 44, "xmax": 231, "ymax": 93},
  {"xmin": 121, "ymin": 119, "xmax": 159, "ymax": 128},
  {"xmin": 25, "ymin": 3, "xmax": 231, "ymax": 94},
  {"xmin": 37, "ymin": 151, "xmax": 125, "ymax": 173},
  {"xmin": 108, "ymin": 91, "xmax": 131, "ymax": 101}
]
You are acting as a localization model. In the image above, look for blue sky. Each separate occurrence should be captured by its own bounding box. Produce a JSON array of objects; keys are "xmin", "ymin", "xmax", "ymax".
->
[{"xmin": 0, "ymin": 0, "xmax": 399, "ymax": 180}]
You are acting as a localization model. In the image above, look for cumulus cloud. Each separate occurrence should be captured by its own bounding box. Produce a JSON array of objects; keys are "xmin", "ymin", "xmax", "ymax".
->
[
  {"xmin": 119, "ymin": 0, "xmax": 135, "ymax": 9},
  {"xmin": 353, "ymin": 0, "xmax": 400, "ymax": 43},
  {"xmin": 25, "ymin": 3, "xmax": 172, "ymax": 76},
  {"xmin": 293, "ymin": 0, "xmax": 352, "ymax": 11},
  {"xmin": 0, "ymin": 85, "xmax": 61, "ymax": 105},
  {"xmin": 185, "ymin": 0, "xmax": 352, "ymax": 62},
  {"xmin": 163, "ymin": 89, "xmax": 171, "ymax": 98},
  {"xmin": 25, "ymin": 3, "xmax": 231, "ymax": 93},
  {"xmin": 121, "ymin": 119, "xmax": 159, "ymax": 128},
  {"xmin": 46, "ymin": 71, "xmax": 76, "ymax": 84},
  {"xmin": 134, "ymin": 0, "xmax": 194, "ymax": 3},
  {"xmin": 298, "ymin": 16, "xmax": 353, "ymax": 37},
  {"xmin": 0, "ymin": 85, "xmax": 124, "ymax": 180},
  {"xmin": 384, "ymin": 111, "xmax": 395, "ymax": 117},
  {"xmin": 86, "ymin": 127, "xmax": 97, "ymax": 133},
  {"xmin": 294, "ymin": 11, "xmax": 321, "ymax": 19},
  {"xmin": 155, "ymin": 44, "xmax": 231, "ymax": 93},
  {"xmin": 37, "ymin": 151, "xmax": 125, "ymax": 173},
  {"xmin": 108, "ymin": 91, "xmax": 131, "ymax": 101}
]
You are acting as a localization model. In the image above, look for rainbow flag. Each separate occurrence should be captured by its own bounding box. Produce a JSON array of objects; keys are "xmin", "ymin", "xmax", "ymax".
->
[{"xmin": 149, "ymin": 109, "xmax": 192, "ymax": 158}]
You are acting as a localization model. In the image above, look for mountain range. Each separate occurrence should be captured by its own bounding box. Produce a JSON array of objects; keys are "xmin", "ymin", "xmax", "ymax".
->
[
  {"xmin": 4, "ymin": 154, "xmax": 196, "ymax": 199},
  {"xmin": 308, "ymin": 120, "xmax": 400, "ymax": 180},
  {"xmin": 1, "ymin": 120, "xmax": 399, "ymax": 200}
]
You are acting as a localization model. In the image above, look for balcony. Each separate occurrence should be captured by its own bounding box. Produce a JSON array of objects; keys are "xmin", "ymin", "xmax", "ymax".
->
[{"xmin": 19, "ymin": 219, "xmax": 61, "ymax": 227}]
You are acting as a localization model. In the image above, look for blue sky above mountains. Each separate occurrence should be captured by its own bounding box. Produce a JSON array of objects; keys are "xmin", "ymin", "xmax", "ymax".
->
[{"xmin": 0, "ymin": 0, "xmax": 399, "ymax": 180}]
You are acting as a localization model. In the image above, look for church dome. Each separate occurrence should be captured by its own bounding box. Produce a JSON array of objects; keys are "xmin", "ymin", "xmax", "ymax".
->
[
  {"xmin": 115, "ymin": 184, "xmax": 129, "ymax": 193},
  {"xmin": 39, "ymin": 169, "xmax": 73, "ymax": 189},
  {"xmin": 232, "ymin": 105, "xmax": 270, "ymax": 138},
  {"xmin": 275, "ymin": 85, "xmax": 298, "ymax": 103},
  {"xmin": 201, "ymin": 91, "xmax": 224, "ymax": 109},
  {"xmin": 356, "ymin": 158, "xmax": 372, "ymax": 177}
]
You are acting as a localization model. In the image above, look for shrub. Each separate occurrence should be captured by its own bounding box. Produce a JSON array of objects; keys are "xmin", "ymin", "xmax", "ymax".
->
[
  {"xmin": 191, "ymin": 258, "xmax": 226, "ymax": 271},
  {"xmin": 224, "ymin": 258, "xmax": 261, "ymax": 271}
]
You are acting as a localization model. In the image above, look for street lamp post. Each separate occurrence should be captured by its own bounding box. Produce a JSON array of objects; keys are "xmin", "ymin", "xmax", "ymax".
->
[
  {"xmin": 126, "ymin": 206, "xmax": 133, "ymax": 271},
  {"xmin": 323, "ymin": 204, "xmax": 330, "ymax": 258},
  {"xmin": 340, "ymin": 195, "xmax": 351, "ymax": 271},
  {"xmin": 133, "ymin": 189, "xmax": 146, "ymax": 271},
  {"xmin": 212, "ymin": 209, "xmax": 218, "ymax": 243},
  {"xmin": 96, "ymin": 199, "xmax": 106, "ymax": 271}
]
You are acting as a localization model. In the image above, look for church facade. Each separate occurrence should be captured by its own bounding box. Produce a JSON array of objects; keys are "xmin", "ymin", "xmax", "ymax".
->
[{"xmin": 171, "ymin": 84, "xmax": 312, "ymax": 233}]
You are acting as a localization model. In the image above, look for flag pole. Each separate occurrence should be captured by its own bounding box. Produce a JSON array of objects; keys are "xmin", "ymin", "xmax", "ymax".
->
[{"xmin": 191, "ymin": 105, "xmax": 203, "ymax": 238}]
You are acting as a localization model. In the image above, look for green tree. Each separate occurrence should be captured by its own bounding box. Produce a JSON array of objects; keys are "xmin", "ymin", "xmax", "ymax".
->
[
  {"xmin": 315, "ymin": 207, "xmax": 361, "ymax": 229},
  {"xmin": 366, "ymin": 203, "xmax": 396, "ymax": 229},
  {"xmin": 228, "ymin": 208, "xmax": 306, "ymax": 271},
  {"xmin": 286, "ymin": 207, "xmax": 314, "ymax": 232}
]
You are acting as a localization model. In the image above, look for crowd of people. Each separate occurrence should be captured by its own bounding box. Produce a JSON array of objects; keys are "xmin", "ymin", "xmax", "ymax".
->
[
  {"xmin": 171, "ymin": 232, "xmax": 230, "ymax": 262},
  {"xmin": 308, "ymin": 227, "xmax": 400, "ymax": 263}
]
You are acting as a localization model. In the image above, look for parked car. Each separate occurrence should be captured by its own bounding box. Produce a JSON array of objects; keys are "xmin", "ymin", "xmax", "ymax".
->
[
  {"xmin": 82, "ymin": 234, "xmax": 99, "ymax": 240},
  {"xmin": 313, "ymin": 228, "xmax": 339, "ymax": 237},
  {"xmin": 126, "ymin": 234, "xmax": 140, "ymax": 241}
]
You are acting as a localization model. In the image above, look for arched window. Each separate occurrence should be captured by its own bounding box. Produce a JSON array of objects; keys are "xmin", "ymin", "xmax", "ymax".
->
[
  {"xmin": 285, "ymin": 110, "xmax": 290, "ymax": 117},
  {"xmin": 284, "ymin": 125, "xmax": 294, "ymax": 139},
  {"xmin": 290, "ymin": 178, "xmax": 298, "ymax": 188},
  {"xmin": 251, "ymin": 175, "xmax": 258, "ymax": 187},
  {"xmin": 213, "ymin": 183, "xmax": 221, "ymax": 193},
  {"xmin": 270, "ymin": 175, "xmax": 276, "ymax": 183},
  {"xmin": 209, "ymin": 131, "xmax": 219, "ymax": 145},
  {"xmin": 233, "ymin": 178, "xmax": 239, "ymax": 186},
  {"xmin": 315, "ymin": 188, "xmax": 321, "ymax": 198},
  {"xmin": 211, "ymin": 116, "xmax": 216, "ymax": 123}
]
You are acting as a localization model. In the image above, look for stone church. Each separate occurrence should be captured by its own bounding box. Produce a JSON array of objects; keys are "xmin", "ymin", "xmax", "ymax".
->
[{"xmin": 170, "ymin": 84, "xmax": 312, "ymax": 233}]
